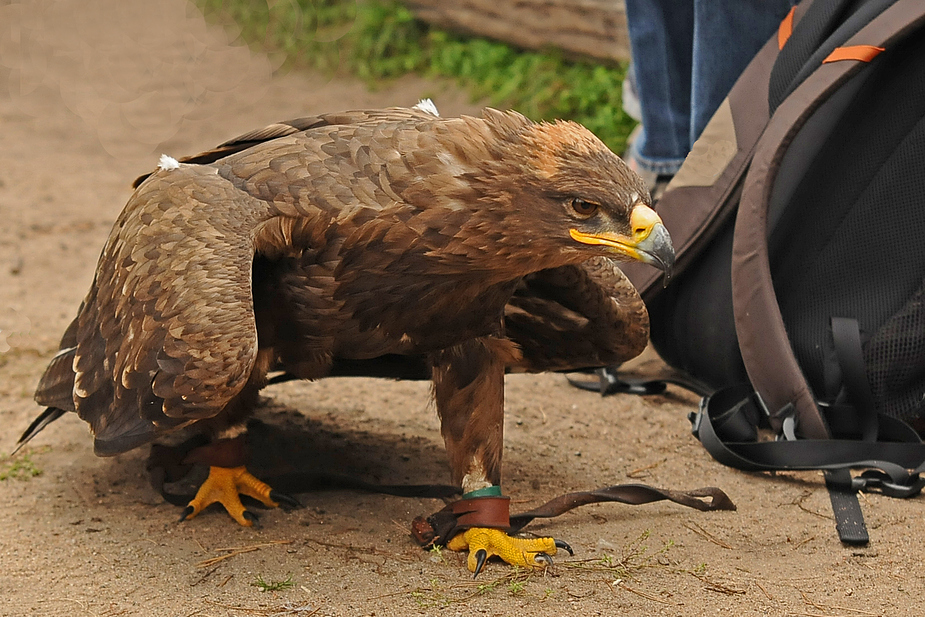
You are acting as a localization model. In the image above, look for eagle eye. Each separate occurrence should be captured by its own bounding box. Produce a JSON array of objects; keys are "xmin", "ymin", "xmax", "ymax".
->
[{"xmin": 570, "ymin": 198, "xmax": 599, "ymax": 217}]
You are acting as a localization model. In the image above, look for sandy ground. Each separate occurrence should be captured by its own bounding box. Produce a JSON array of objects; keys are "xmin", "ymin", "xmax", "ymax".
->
[{"xmin": 1, "ymin": 1, "xmax": 923, "ymax": 616}]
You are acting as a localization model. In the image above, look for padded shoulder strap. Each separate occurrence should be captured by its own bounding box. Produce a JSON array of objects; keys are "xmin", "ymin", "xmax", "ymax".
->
[{"xmin": 732, "ymin": 0, "xmax": 925, "ymax": 438}]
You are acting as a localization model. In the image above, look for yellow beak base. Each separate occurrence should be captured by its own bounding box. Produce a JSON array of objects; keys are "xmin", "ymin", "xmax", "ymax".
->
[{"xmin": 569, "ymin": 205, "xmax": 675, "ymax": 274}]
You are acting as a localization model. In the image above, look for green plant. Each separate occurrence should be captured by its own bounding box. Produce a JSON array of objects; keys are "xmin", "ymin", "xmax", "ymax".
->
[
  {"xmin": 506, "ymin": 574, "xmax": 528, "ymax": 596},
  {"xmin": 428, "ymin": 543, "xmax": 447, "ymax": 564},
  {"xmin": 0, "ymin": 450, "xmax": 44, "ymax": 481},
  {"xmin": 253, "ymin": 573, "xmax": 296, "ymax": 592},
  {"xmin": 195, "ymin": 0, "xmax": 636, "ymax": 154},
  {"xmin": 562, "ymin": 530, "xmax": 677, "ymax": 580}
]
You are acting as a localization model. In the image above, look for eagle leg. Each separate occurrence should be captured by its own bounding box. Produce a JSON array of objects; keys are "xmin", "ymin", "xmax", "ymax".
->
[
  {"xmin": 177, "ymin": 434, "xmax": 298, "ymax": 526},
  {"xmin": 447, "ymin": 528, "xmax": 572, "ymax": 575},
  {"xmin": 432, "ymin": 336, "xmax": 571, "ymax": 573},
  {"xmin": 179, "ymin": 465, "xmax": 278, "ymax": 526}
]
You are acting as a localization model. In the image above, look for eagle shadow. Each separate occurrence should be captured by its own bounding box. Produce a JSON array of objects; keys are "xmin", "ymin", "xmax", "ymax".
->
[{"xmin": 146, "ymin": 394, "xmax": 459, "ymax": 509}]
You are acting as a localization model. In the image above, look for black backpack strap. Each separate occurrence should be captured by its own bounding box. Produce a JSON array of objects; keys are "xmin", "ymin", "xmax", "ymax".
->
[
  {"xmin": 824, "ymin": 468, "xmax": 869, "ymax": 545},
  {"xmin": 831, "ymin": 316, "xmax": 879, "ymax": 441},
  {"xmin": 691, "ymin": 384, "xmax": 925, "ymax": 543},
  {"xmin": 693, "ymin": 385, "xmax": 925, "ymax": 482},
  {"xmin": 566, "ymin": 366, "xmax": 713, "ymax": 397}
]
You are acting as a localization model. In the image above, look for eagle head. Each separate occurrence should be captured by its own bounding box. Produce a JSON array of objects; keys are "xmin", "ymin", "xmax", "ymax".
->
[{"xmin": 471, "ymin": 108, "xmax": 675, "ymax": 278}]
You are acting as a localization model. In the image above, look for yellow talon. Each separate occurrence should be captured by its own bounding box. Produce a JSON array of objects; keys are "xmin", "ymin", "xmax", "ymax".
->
[
  {"xmin": 447, "ymin": 527, "xmax": 564, "ymax": 574},
  {"xmin": 182, "ymin": 465, "xmax": 279, "ymax": 527}
]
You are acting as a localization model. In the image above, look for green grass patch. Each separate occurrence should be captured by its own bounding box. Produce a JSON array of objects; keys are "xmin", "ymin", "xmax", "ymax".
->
[
  {"xmin": 0, "ymin": 449, "xmax": 45, "ymax": 481},
  {"xmin": 253, "ymin": 573, "xmax": 296, "ymax": 592},
  {"xmin": 195, "ymin": 0, "xmax": 636, "ymax": 154}
]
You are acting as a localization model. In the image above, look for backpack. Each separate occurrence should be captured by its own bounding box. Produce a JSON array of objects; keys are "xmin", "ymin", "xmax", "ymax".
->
[{"xmin": 615, "ymin": 0, "xmax": 925, "ymax": 545}]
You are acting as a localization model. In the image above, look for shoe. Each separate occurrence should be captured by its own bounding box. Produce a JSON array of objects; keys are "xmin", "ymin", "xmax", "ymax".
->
[{"xmin": 624, "ymin": 132, "xmax": 673, "ymax": 204}]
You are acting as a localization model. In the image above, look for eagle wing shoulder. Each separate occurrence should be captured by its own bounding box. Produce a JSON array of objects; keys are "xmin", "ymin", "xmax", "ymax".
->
[
  {"xmin": 72, "ymin": 165, "xmax": 275, "ymax": 454},
  {"xmin": 132, "ymin": 106, "xmax": 443, "ymax": 187}
]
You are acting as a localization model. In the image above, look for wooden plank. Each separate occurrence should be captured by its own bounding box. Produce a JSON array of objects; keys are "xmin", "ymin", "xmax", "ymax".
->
[{"xmin": 401, "ymin": 0, "xmax": 630, "ymax": 62}]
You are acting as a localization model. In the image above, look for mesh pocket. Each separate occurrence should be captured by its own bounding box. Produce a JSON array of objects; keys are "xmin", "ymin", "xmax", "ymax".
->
[{"xmin": 866, "ymin": 280, "xmax": 925, "ymax": 421}]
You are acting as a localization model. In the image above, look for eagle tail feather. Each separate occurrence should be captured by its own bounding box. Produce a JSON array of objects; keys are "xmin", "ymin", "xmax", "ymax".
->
[{"xmin": 13, "ymin": 406, "xmax": 67, "ymax": 454}]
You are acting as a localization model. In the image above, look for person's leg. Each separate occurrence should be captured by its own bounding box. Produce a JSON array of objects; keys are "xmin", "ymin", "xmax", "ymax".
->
[
  {"xmin": 690, "ymin": 0, "xmax": 797, "ymax": 143},
  {"xmin": 624, "ymin": 0, "xmax": 695, "ymax": 177}
]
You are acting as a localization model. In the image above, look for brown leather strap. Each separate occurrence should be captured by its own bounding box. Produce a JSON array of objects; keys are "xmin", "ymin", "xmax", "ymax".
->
[
  {"xmin": 508, "ymin": 484, "xmax": 735, "ymax": 533},
  {"xmin": 411, "ymin": 483, "xmax": 736, "ymax": 547},
  {"xmin": 449, "ymin": 495, "xmax": 511, "ymax": 529}
]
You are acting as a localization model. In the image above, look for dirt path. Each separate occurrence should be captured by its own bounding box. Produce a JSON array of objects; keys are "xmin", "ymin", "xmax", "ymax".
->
[{"xmin": 1, "ymin": 2, "xmax": 922, "ymax": 615}]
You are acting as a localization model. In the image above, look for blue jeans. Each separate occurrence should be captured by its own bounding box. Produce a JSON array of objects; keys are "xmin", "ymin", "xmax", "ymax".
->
[{"xmin": 625, "ymin": 0, "xmax": 797, "ymax": 176}]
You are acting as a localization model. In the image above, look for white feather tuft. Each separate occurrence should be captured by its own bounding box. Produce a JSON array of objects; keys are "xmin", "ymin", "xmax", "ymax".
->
[
  {"xmin": 413, "ymin": 98, "xmax": 440, "ymax": 117},
  {"xmin": 157, "ymin": 154, "xmax": 180, "ymax": 171}
]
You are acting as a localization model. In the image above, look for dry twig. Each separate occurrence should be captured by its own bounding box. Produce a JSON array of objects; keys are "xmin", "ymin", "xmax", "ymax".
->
[
  {"xmin": 626, "ymin": 458, "xmax": 667, "ymax": 479},
  {"xmin": 203, "ymin": 599, "xmax": 319, "ymax": 616},
  {"xmin": 195, "ymin": 540, "xmax": 293, "ymax": 568},
  {"xmin": 791, "ymin": 491, "xmax": 833, "ymax": 520},
  {"xmin": 614, "ymin": 580, "xmax": 677, "ymax": 606},
  {"xmin": 755, "ymin": 580, "xmax": 773, "ymax": 601},
  {"xmin": 303, "ymin": 537, "xmax": 416, "ymax": 563},
  {"xmin": 798, "ymin": 589, "xmax": 882, "ymax": 616},
  {"xmin": 689, "ymin": 572, "xmax": 746, "ymax": 596},
  {"xmin": 682, "ymin": 521, "xmax": 735, "ymax": 549}
]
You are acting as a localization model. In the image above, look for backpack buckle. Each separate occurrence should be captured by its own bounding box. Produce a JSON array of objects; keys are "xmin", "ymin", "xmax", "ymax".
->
[
  {"xmin": 689, "ymin": 398, "xmax": 707, "ymax": 436},
  {"xmin": 692, "ymin": 384, "xmax": 765, "ymax": 442},
  {"xmin": 855, "ymin": 470, "xmax": 925, "ymax": 498}
]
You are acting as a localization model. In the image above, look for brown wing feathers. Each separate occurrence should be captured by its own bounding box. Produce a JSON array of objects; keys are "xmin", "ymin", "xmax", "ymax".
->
[
  {"xmin": 35, "ymin": 108, "xmax": 445, "ymax": 454},
  {"xmin": 131, "ymin": 107, "xmax": 441, "ymax": 188},
  {"xmin": 69, "ymin": 166, "xmax": 274, "ymax": 454},
  {"xmin": 131, "ymin": 117, "xmax": 341, "ymax": 188},
  {"xmin": 505, "ymin": 258, "xmax": 649, "ymax": 373}
]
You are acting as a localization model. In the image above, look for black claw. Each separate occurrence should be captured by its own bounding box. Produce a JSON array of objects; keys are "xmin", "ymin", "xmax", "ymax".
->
[
  {"xmin": 243, "ymin": 510, "xmax": 259, "ymax": 524},
  {"xmin": 178, "ymin": 505, "xmax": 194, "ymax": 522},
  {"xmin": 534, "ymin": 552, "xmax": 553, "ymax": 567},
  {"xmin": 473, "ymin": 549, "xmax": 488, "ymax": 578},
  {"xmin": 270, "ymin": 490, "xmax": 300, "ymax": 509},
  {"xmin": 554, "ymin": 539, "xmax": 574, "ymax": 556}
]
